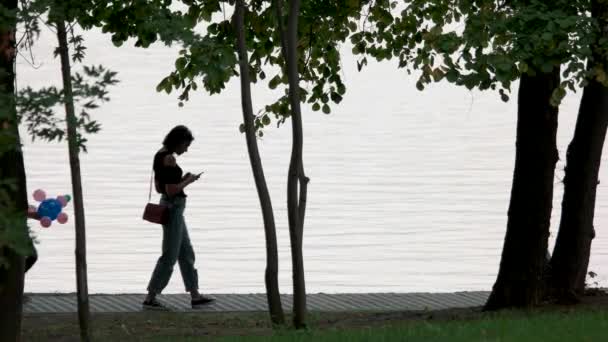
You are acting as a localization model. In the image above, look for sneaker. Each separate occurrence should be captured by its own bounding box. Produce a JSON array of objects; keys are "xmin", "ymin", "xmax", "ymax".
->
[
  {"xmin": 142, "ymin": 298, "xmax": 170, "ymax": 311},
  {"xmin": 191, "ymin": 296, "xmax": 215, "ymax": 308}
]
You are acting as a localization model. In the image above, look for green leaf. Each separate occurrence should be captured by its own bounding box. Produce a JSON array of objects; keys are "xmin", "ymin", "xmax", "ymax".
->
[
  {"xmin": 518, "ymin": 62, "xmax": 529, "ymax": 73},
  {"xmin": 330, "ymin": 92, "xmax": 343, "ymax": 104},
  {"xmin": 541, "ymin": 62, "xmax": 554, "ymax": 73},
  {"xmin": 445, "ymin": 70, "xmax": 458, "ymax": 83},
  {"xmin": 415, "ymin": 81, "xmax": 424, "ymax": 91},
  {"xmin": 499, "ymin": 89, "xmax": 509, "ymax": 102},
  {"xmin": 156, "ymin": 78, "xmax": 168, "ymax": 93},
  {"xmin": 175, "ymin": 57, "xmax": 187, "ymax": 72},
  {"xmin": 322, "ymin": 104, "xmax": 330, "ymax": 114},
  {"xmin": 269, "ymin": 75, "xmax": 281, "ymax": 90},
  {"xmin": 348, "ymin": 21, "xmax": 357, "ymax": 32},
  {"xmin": 550, "ymin": 86, "xmax": 567, "ymax": 106}
]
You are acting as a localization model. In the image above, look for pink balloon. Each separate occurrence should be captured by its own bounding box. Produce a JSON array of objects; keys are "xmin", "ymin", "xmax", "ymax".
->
[
  {"xmin": 57, "ymin": 212, "xmax": 68, "ymax": 224},
  {"xmin": 57, "ymin": 196, "xmax": 68, "ymax": 207},
  {"xmin": 33, "ymin": 189, "xmax": 46, "ymax": 202},
  {"xmin": 40, "ymin": 217, "xmax": 52, "ymax": 228}
]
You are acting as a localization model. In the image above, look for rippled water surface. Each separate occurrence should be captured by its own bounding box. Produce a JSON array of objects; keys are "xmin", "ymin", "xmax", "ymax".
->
[{"xmin": 20, "ymin": 30, "xmax": 608, "ymax": 294}]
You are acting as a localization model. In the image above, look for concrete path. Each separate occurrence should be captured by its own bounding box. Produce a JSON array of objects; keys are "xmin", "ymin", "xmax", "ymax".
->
[{"xmin": 24, "ymin": 291, "xmax": 490, "ymax": 313}]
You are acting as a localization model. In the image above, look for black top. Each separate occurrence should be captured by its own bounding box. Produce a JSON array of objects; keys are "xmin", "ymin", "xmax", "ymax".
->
[{"xmin": 153, "ymin": 150, "xmax": 186, "ymax": 197}]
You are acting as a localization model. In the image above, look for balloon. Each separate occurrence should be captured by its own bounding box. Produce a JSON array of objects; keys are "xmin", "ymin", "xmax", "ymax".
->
[
  {"xmin": 57, "ymin": 196, "xmax": 68, "ymax": 208},
  {"xmin": 37, "ymin": 199, "xmax": 62, "ymax": 220},
  {"xmin": 56, "ymin": 212, "xmax": 68, "ymax": 224},
  {"xmin": 49, "ymin": 199, "xmax": 62, "ymax": 218},
  {"xmin": 33, "ymin": 189, "xmax": 46, "ymax": 202},
  {"xmin": 40, "ymin": 217, "xmax": 52, "ymax": 228},
  {"xmin": 31, "ymin": 191, "xmax": 70, "ymax": 228}
]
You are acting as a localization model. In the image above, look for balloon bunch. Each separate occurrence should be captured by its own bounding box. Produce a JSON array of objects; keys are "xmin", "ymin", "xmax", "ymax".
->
[{"xmin": 29, "ymin": 189, "xmax": 71, "ymax": 228}]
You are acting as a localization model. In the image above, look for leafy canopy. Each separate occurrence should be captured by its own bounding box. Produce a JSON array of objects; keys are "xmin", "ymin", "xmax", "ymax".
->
[
  {"xmin": 72, "ymin": 0, "xmax": 373, "ymax": 134},
  {"xmin": 352, "ymin": 0, "xmax": 600, "ymax": 106}
]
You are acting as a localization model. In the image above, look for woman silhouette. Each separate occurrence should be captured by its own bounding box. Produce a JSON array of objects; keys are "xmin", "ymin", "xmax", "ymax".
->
[{"xmin": 143, "ymin": 125, "xmax": 214, "ymax": 310}]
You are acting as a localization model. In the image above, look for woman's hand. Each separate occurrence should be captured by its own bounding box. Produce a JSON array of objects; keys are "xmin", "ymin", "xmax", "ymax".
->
[
  {"xmin": 183, "ymin": 173, "xmax": 198, "ymax": 184},
  {"xmin": 166, "ymin": 173, "xmax": 197, "ymax": 196}
]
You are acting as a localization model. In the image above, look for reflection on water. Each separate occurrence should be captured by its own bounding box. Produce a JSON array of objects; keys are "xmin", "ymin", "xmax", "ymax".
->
[{"xmin": 20, "ymin": 29, "xmax": 607, "ymax": 294}]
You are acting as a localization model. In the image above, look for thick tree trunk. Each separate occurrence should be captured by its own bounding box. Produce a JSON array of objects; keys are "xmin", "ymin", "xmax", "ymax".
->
[
  {"xmin": 56, "ymin": 20, "xmax": 91, "ymax": 341},
  {"xmin": 550, "ymin": 0, "xmax": 608, "ymax": 301},
  {"xmin": 485, "ymin": 70, "xmax": 560, "ymax": 310},
  {"xmin": 0, "ymin": 250, "xmax": 24, "ymax": 342},
  {"xmin": 283, "ymin": 0, "xmax": 309, "ymax": 329},
  {"xmin": 234, "ymin": 0, "xmax": 285, "ymax": 326},
  {"xmin": 0, "ymin": 1, "xmax": 27, "ymax": 340}
]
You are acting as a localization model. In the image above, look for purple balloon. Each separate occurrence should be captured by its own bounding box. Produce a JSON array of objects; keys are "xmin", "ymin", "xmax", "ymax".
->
[
  {"xmin": 40, "ymin": 217, "xmax": 52, "ymax": 228},
  {"xmin": 57, "ymin": 212, "xmax": 68, "ymax": 224},
  {"xmin": 33, "ymin": 189, "xmax": 46, "ymax": 202},
  {"xmin": 57, "ymin": 196, "xmax": 68, "ymax": 208}
]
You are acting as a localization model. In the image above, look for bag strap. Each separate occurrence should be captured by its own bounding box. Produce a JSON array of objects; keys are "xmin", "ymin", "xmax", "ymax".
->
[{"xmin": 148, "ymin": 169, "xmax": 154, "ymax": 202}]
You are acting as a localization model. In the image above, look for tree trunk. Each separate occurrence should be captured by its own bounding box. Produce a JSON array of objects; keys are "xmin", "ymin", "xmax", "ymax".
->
[
  {"xmin": 0, "ymin": 0, "xmax": 27, "ymax": 340},
  {"xmin": 0, "ymin": 249, "xmax": 24, "ymax": 342},
  {"xmin": 485, "ymin": 69, "xmax": 560, "ymax": 310},
  {"xmin": 234, "ymin": 0, "xmax": 285, "ymax": 326},
  {"xmin": 282, "ymin": 0, "xmax": 309, "ymax": 329},
  {"xmin": 550, "ymin": 76, "xmax": 608, "ymax": 301},
  {"xmin": 56, "ymin": 20, "xmax": 91, "ymax": 342},
  {"xmin": 550, "ymin": 0, "xmax": 608, "ymax": 301}
]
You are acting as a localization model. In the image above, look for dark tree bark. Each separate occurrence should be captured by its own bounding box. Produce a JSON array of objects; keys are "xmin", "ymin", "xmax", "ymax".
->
[
  {"xmin": 280, "ymin": 0, "xmax": 309, "ymax": 329},
  {"xmin": 485, "ymin": 69, "xmax": 560, "ymax": 310},
  {"xmin": 234, "ymin": 0, "xmax": 285, "ymax": 325},
  {"xmin": 0, "ymin": 1, "xmax": 28, "ymax": 340},
  {"xmin": 56, "ymin": 20, "xmax": 91, "ymax": 341},
  {"xmin": 550, "ymin": 0, "xmax": 608, "ymax": 301}
]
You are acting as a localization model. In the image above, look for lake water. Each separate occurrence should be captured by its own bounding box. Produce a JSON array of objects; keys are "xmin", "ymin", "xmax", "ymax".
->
[{"xmin": 18, "ymin": 28, "xmax": 608, "ymax": 294}]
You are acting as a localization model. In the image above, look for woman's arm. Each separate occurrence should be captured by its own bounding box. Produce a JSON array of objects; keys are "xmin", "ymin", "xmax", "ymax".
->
[
  {"xmin": 165, "ymin": 176, "xmax": 195, "ymax": 197},
  {"xmin": 163, "ymin": 154, "xmax": 196, "ymax": 197}
]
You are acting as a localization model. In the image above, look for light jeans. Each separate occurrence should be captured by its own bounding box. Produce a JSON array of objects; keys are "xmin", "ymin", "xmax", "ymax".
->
[{"xmin": 147, "ymin": 195, "xmax": 199, "ymax": 294}]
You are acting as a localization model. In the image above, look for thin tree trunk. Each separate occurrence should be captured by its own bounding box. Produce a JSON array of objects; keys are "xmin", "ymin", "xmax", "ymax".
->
[
  {"xmin": 234, "ymin": 0, "xmax": 285, "ymax": 325},
  {"xmin": 282, "ymin": 0, "xmax": 309, "ymax": 329},
  {"xmin": 0, "ymin": 1, "xmax": 27, "ymax": 339},
  {"xmin": 550, "ymin": 76, "xmax": 607, "ymax": 301},
  {"xmin": 550, "ymin": 0, "xmax": 608, "ymax": 301},
  {"xmin": 56, "ymin": 20, "xmax": 91, "ymax": 341},
  {"xmin": 485, "ymin": 69, "xmax": 560, "ymax": 310}
]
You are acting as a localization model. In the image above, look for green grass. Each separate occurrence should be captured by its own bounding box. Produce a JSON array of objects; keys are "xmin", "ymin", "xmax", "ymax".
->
[
  {"xmin": 23, "ymin": 308, "xmax": 608, "ymax": 341},
  {"xmin": 163, "ymin": 309, "xmax": 608, "ymax": 342}
]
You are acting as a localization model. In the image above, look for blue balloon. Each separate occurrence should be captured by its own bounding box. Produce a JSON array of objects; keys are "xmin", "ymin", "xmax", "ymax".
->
[
  {"xmin": 37, "ymin": 199, "xmax": 62, "ymax": 220},
  {"xmin": 50, "ymin": 199, "xmax": 62, "ymax": 217}
]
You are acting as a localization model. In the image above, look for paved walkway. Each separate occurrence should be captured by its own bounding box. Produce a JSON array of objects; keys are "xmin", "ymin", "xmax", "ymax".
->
[{"xmin": 24, "ymin": 291, "xmax": 489, "ymax": 313}]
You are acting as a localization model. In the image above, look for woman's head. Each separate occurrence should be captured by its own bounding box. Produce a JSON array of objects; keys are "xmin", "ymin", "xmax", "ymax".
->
[{"xmin": 163, "ymin": 125, "xmax": 194, "ymax": 155}]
